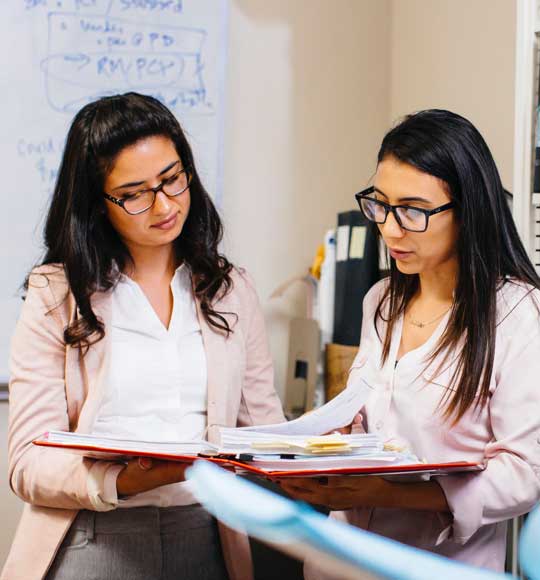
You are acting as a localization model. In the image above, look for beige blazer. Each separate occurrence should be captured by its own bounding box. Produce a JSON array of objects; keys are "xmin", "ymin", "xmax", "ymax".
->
[{"xmin": 2, "ymin": 264, "xmax": 285, "ymax": 580}]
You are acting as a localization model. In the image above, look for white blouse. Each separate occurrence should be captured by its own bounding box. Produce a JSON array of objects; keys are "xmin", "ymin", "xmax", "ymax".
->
[{"xmin": 90, "ymin": 264, "xmax": 207, "ymax": 507}]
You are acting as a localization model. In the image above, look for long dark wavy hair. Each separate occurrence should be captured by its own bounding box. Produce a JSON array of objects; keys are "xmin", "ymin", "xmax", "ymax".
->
[
  {"xmin": 374, "ymin": 109, "xmax": 540, "ymax": 422},
  {"xmin": 35, "ymin": 92, "xmax": 234, "ymax": 347}
]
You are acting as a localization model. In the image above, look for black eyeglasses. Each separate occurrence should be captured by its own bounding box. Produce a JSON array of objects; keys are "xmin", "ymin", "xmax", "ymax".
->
[
  {"xmin": 103, "ymin": 166, "xmax": 191, "ymax": 215},
  {"xmin": 355, "ymin": 186, "xmax": 455, "ymax": 233}
]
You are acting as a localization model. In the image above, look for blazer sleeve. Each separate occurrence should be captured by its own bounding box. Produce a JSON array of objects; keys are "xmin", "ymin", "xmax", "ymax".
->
[
  {"xmin": 234, "ymin": 271, "xmax": 285, "ymax": 427},
  {"xmin": 8, "ymin": 271, "xmax": 114, "ymax": 511},
  {"xmin": 436, "ymin": 292, "xmax": 540, "ymax": 544}
]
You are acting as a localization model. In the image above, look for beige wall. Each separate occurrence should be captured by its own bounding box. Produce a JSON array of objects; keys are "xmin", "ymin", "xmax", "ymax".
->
[
  {"xmin": 389, "ymin": 0, "xmax": 517, "ymax": 188},
  {"xmin": 222, "ymin": 0, "xmax": 392, "ymax": 398},
  {"xmin": 223, "ymin": 0, "xmax": 518, "ymax": 400}
]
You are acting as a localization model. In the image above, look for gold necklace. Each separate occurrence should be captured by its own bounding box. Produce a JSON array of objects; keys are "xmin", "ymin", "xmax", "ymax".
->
[{"xmin": 407, "ymin": 306, "xmax": 451, "ymax": 329}]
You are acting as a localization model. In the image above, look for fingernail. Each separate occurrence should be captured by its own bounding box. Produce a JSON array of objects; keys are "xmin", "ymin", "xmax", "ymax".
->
[{"xmin": 138, "ymin": 457, "xmax": 152, "ymax": 470}]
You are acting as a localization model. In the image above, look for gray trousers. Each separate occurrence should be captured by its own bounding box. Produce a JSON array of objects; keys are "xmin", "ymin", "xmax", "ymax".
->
[{"xmin": 45, "ymin": 505, "xmax": 229, "ymax": 580}]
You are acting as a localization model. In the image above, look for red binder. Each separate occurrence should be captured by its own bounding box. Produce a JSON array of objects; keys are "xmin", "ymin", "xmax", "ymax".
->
[{"xmin": 33, "ymin": 432, "xmax": 485, "ymax": 479}]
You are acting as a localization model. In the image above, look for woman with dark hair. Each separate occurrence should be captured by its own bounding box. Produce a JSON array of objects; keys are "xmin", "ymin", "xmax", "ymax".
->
[
  {"xmin": 3, "ymin": 92, "xmax": 284, "ymax": 580},
  {"xmin": 280, "ymin": 109, "xmax": 540, "ymax": 573}
]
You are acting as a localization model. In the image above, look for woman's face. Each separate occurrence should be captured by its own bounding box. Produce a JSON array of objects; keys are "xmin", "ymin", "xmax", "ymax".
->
[
  {"xmin": 103, "ymin": 135, "xmax": 191, "ymax": 254},
  {"xmin": 373, "ymin": 155, "xmax": 458, "ymax": 276}
]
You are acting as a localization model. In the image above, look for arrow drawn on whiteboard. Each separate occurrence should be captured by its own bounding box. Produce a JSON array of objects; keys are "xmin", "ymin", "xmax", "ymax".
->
[
  {"xmin": 41, "ymin": 53, "xmax": 91, "ymax": 75},
  {"xmin": 62, "ymin": 53, "xmax": 91, "ymax": 70}
]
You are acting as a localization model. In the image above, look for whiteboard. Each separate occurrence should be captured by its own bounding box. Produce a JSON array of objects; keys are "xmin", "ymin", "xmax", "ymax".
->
[{"xmin": 0, "ymin": 0, "xmax": 228, "ymax": 382}]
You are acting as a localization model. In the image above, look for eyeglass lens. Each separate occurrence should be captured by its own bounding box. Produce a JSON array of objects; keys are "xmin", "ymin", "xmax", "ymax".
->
[
  {"xmin": 124, "ymin": 170, "xmax": 190, "ymax": 214},
  {"xmin": 359, "ymin": 197, "xmax": 427, "ymax": 232}
]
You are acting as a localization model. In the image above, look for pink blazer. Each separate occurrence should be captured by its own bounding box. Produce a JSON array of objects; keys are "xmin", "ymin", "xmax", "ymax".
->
[{"xmin": 2, "ymin": 264, "xmax": 285, "ymax": 580}]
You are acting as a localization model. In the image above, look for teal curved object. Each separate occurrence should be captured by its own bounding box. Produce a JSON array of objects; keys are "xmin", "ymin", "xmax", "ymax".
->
[
  {"xmin": 519, "ymin": 504, "xmax": 540, "ymax": 580},
  {"xmin": 187, "ymin": 461, "xmax": 514, "ymax": 580}
]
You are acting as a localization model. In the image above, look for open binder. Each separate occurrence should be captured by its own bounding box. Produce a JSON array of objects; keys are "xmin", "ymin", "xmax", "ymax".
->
[{"xmin": 33, "ymin": 431, "xmax": 484, "ymax": 480}]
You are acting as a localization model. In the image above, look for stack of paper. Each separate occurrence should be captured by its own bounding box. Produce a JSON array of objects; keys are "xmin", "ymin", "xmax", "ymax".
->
[
  {"xmin": 40, "ymin": 431, "xmax": 218, "ymax": 460},
  {"xmin": 33, "ymin": 381, "xmax": 483, "ymax": 478},
  {"xmin": 217, "ymin": 378, "xmax": 422, "ymax": 470},
  {"xmin": 34, "ymin": 430, "xmax": 484, "ymax": 479},
  {"xmin": 219, "ymin": 432, "xmax": 383, "ymax": 456},
  {"xmin": 239, "ymin": 452, "xmax": 420, "ymax": 472}
]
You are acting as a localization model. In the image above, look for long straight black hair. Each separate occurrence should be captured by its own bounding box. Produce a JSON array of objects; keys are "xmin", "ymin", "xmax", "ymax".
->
[
  {"xmin": 374, "ymin": 109, "xmax": 540, "ymax": 422},
  {"xmin": 35, "ymin": 92, "xmax": 234, "ymax": 347}
]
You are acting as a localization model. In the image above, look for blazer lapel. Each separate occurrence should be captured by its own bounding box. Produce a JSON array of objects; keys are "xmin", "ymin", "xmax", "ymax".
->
[
  {"xmin": 73, "ymin": 289, "xmax": 112, "ymax": 432},
  {"xmin": 196, "ymin": 300, "xmax": 230, "ymax": 445}
]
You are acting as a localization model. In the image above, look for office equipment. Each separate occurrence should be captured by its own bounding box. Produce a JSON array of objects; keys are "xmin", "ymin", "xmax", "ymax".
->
[
  {"xmin": 285, "ymin": 318, "xmax": 321, "ymax": 415},
  {"xmin": 324, "ymin": 342, "xmax": 358, "ymax": 401},
  {"xmin": 333, "ymin": 211, "xmax": 380, "ymax": 346},
  {"xmin": 514, "ymin": 0, "xmax": 540, "ymax": 280},
  {"xmin": 318, "ymin": 230, "xmax": 337, "ymax": 346},
  {"xmin": 0, "ymin": 0, "xmax": 228, "ymax": 383},
  {"xmin": 272, "ymin": 275, "xmax": 320, "ymax": 415},
  {"xmin": 187, "ymin": 461, "xmax": 518, "ymax": 580}
]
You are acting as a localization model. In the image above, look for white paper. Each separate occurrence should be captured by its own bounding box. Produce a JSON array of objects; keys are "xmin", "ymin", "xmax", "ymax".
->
[
  {"xmin": 222, "ymin": 377, "xmax": 374, "ymax": 438},
  {"xmin": 244, "ymin": 453, "xmax": 415, "ymax": 472},
  {"xmin": 43, "ymin": 431, "xmax": 218, "ymax": 455},
  {"xmin": 219, "ymin": 432, "xmax": 383, "ymax": 455}
]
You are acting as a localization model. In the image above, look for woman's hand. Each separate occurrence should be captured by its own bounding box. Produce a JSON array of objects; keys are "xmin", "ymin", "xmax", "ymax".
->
[
  {"xmin": 277, "ymin": 475, "xmax": 389, "ymax": 510},
  {"xmin": 116, "ymin": 457, "xmax": 188, "ymax": 497},
  {"xmin": 277, "ymin": 475, "xmax": 450, "ymax": 512},
  {"xmin": 330, "ymin": 412, "xmax": 364, "ymax": 435}
]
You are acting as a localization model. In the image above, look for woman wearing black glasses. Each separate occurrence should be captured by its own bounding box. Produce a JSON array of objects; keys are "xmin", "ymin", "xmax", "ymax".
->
[
  {"xmin": 280, "ymin": 110, "xmax": 540, "ymax": 575},
  {"xmin": 3, "ymin": 93, "xmax": 284, "ymax": 580}
]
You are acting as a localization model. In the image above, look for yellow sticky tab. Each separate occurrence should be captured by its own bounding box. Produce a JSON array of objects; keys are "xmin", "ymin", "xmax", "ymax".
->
[
  {"xmin": 310, "ymin": 446, "xmax": 352, "ymax": 455},
  {"xmin": 251, "ymin": 442, "xmax": 292, "ymax": 450},
  {"xmin": 306, "ymin": 435, "xmax": 344, "ymax": 445}
]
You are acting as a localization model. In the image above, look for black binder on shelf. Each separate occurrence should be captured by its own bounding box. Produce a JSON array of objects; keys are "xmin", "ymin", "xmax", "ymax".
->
[{"xmin": 332, "ymin": 211, "xmax": 380, "ymax": 346}]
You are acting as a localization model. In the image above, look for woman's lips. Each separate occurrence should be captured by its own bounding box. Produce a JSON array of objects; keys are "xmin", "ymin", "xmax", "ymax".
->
[
  {"xmin": 389, "ymin": 248, "xmax": 413, "ymax": 260},
  {"xmin": 152, "ymin": 213, "xmax": 178, "ymax": 230}
]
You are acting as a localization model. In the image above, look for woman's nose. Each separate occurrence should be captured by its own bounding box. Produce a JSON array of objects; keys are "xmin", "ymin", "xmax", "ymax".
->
[
  {"xmin": 380, "ymin": 210, "xmax": 404, "ymax": 238},
  {"xmin": 152, "ymin": 190, "xmax": 172, "ymax": 214}
]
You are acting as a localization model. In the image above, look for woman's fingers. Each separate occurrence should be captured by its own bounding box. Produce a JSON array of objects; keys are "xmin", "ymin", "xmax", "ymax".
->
[
  {"xmin": 116, "ymin": 458, "xmax": 188, "ymax": 496},
  {"xmin": 138, "ymin": 457, "xmax": 153, "ymax": 470}
]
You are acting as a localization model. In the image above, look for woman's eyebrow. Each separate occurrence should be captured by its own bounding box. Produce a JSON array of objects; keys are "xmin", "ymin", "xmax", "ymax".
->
[
  {"xmin": 373, "ymin": 187, "xmax": 431, "ymax": 204},
  {"xmin": 112, "ymin": 160, "xmax": 180, "ymax": 191}
]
